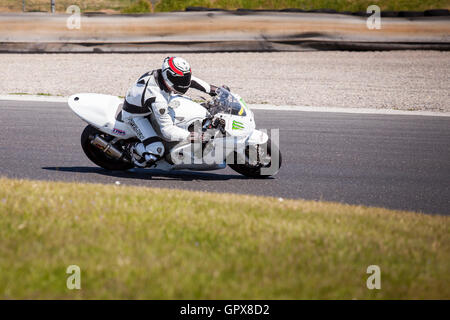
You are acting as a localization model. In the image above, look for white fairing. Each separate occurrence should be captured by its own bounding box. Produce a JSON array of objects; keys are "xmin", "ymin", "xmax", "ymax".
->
[
  {"xmin": 247, "ymin": 129, "xmax": 269, "ymax": 145},
  {"xmin": 68, "ymin": 93, "xmax": 135, "ymax": 139},
  {"xmin": 168, "ymin": 95, "xmax": 208, "ymax": 130}
]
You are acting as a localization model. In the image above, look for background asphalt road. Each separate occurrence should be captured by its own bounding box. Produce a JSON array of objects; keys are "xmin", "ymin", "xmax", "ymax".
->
[{"xmin": 1, "ymin": 100, "xmax": 449, "ymax": 215}]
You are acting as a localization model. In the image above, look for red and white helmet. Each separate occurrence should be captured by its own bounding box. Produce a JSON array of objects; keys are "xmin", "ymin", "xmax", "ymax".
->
[{"xmin": 161, "ymin": 57, "xmax": 192, "ymax": 94}]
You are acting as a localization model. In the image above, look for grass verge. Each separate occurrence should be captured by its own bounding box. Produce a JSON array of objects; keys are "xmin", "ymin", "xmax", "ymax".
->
[
  {"xmin": 155, "ymin": 0, "xmax": 450, "ymax": 12},
  {"xmin": 0, "ymin": 177, "xmax": 448, "ymax": 299},
  {"xmin": 1, "ymin": 0, "xmax": 449, "ymax": 13}
]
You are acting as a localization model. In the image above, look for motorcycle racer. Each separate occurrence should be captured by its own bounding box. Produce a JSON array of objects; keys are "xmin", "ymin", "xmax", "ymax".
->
[{"xmin": 122, "ymin": 56, "xmax": 219, "ymax": 167}]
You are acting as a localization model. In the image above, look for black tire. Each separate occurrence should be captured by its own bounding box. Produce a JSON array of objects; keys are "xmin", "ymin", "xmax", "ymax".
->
[
  {"xmin": 228, "ymin": 138, "xmax": 282, "ymax": 178},
  {"xmin": 80, "ymin": 125, "xmax": 134, "ymax": 171}
]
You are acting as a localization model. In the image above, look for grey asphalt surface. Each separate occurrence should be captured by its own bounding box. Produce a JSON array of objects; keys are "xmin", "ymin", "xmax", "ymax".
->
[{"xmin": 1, "ymin": 100, "xmax": 449, "ymax": 215}]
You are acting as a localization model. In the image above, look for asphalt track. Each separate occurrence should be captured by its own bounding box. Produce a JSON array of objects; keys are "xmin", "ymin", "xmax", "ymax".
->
[{"xmin": 1, "ymin": 100, "xmax": 449, "ymax": 215}]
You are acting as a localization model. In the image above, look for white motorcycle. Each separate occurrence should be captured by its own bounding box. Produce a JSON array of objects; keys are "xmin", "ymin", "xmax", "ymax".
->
[{"xmin": 68, "ymin": 88, "xmax": 281, "ymax": 178}]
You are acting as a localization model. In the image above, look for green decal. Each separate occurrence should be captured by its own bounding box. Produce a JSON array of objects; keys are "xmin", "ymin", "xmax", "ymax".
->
[{"xmin": 232, "ymin": 120, "xmax": 244, "ymax": 130}]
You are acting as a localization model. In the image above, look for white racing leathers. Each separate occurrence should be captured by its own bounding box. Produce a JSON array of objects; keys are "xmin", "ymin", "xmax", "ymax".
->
[{"xmin": 121, "ymin": 69, "xmax": 215, "ymax": 166}]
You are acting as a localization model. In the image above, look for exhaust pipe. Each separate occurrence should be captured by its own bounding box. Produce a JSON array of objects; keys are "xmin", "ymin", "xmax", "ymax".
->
[{"xmin": 91, "ymin": 135, "xmax": 127, "ymax": 161}]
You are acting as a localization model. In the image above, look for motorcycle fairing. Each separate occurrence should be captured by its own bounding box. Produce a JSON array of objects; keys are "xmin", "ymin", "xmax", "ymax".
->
[{"xmin": 68, "ymin": 93, "xmax": 135, "ymax": 139}]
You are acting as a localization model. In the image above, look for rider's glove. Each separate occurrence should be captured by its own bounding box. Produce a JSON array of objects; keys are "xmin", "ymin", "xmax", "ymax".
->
[
  {"xmin": 210, "ymin": 85, "xmax": 230, "ymax": 97},
  {"xmin": 189, "ymin": 131, "xmax": 209, "ymax": 143},
  {"xmin": 209, "ymin": 85, "xmax": 218, "ymax": 96}
]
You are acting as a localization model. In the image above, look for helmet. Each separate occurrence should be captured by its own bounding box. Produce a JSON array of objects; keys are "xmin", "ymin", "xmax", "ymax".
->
[{"xmin": 161, "ymin": 57, "xmax": 192, "ymax": 94}]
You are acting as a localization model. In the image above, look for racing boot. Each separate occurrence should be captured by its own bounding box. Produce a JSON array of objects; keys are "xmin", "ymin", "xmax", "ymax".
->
[{"xmin": 129, "ymin": 141, "xmax": 164, "ymax": 168}]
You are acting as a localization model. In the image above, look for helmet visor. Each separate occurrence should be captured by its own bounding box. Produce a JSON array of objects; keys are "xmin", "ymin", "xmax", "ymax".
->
[{"xmin": 167, "ymin": 72, "xmax": 191, "ymax": 94}]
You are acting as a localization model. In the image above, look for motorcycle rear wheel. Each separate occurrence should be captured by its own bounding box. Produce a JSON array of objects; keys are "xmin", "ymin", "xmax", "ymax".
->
[
  {"xmin": 81, "ymin": 125, "xmax": 134, "ymax": 171},
  {"xmin": 228, "ymin": 139, "xmax": 282, "ymax": 178}
]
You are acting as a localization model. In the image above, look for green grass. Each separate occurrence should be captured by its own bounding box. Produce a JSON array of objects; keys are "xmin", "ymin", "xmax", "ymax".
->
[
  {"xmin": 1, "ymin": 0, "xmax": 448, "ymax": 13},
  {"xmin": 0, "ymin": 0, "xmax": 132, "ymax": 12},
  {"xmin": 8, "ymin": 92, "xmax": 64, "ymax": 97},
  {"xmin": 121, "ymin": 0, "xmax": 152, "ymax": 13},
  {"xmin": 0, "ymin": 178, "xmax": 448, "ymax": 299},
  {"xmin": 155, "ymin": 0, "xmax": 450, "ymax": 12}
]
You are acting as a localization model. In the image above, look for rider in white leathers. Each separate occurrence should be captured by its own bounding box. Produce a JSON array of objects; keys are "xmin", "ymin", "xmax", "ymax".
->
[{"xmin": 122, "ymin": 57, "xmax": 218, "ymax": 167}]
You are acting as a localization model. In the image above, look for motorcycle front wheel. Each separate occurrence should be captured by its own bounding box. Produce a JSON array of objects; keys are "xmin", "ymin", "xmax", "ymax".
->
[
  {"xmin": 81, "ymin": 125, "xmax": 134, "ymax": 171},
  {"xmin": 228, "ymin": 138, "xmax": 282, "ymax": 178}
]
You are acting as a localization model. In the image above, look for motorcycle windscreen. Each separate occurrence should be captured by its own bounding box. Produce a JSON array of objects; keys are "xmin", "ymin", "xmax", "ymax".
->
[{"xmin": 208, "ymin": 89, "xmax": 247, "ymax": 117}]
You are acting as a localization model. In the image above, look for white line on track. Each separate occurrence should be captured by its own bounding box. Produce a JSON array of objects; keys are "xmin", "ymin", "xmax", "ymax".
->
[
  {"xmin": 1, "ymin": 95, "xmax": 449, "ymax": 117},
  {"xmin": 0, "ymin": 95, "xmax": 68, "ymax": 103}
]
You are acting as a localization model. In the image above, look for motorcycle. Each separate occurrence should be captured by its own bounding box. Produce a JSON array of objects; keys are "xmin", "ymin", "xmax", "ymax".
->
[{"xmin": 68, "ymin": 88, "xmax": 281, "ymax": 178}]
